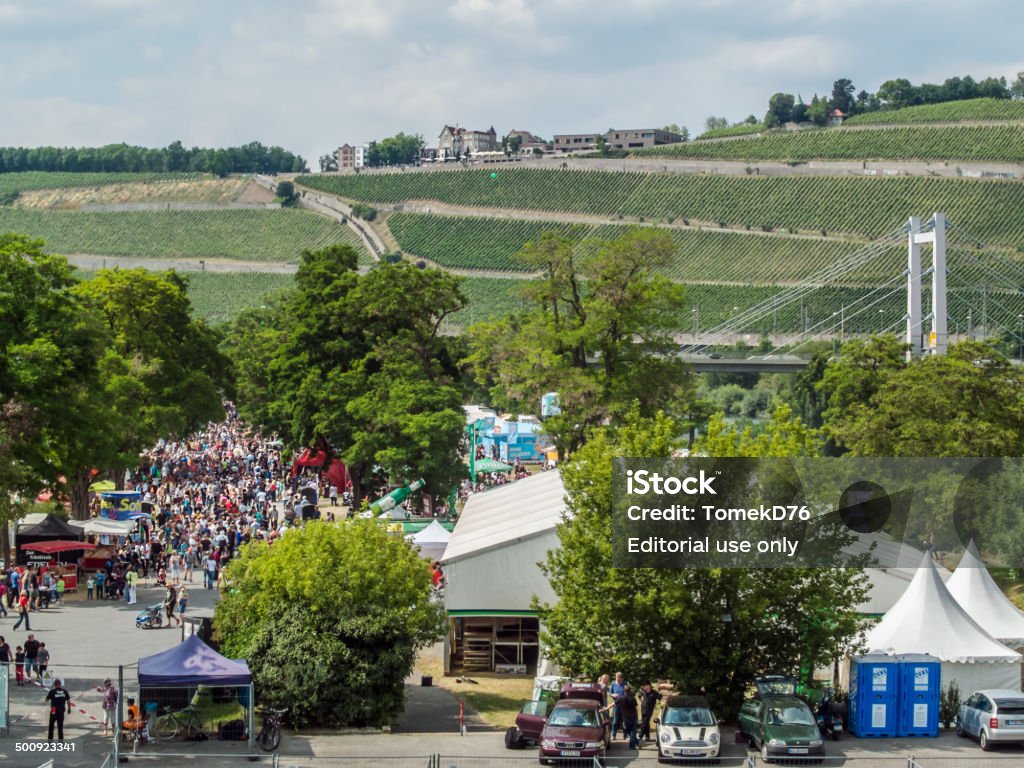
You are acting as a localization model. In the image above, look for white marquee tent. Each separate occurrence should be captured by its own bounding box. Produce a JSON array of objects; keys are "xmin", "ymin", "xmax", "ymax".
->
[
  {"xmin": 947, "ymin": 541, "xmax": 1024, "ymax": 648},
  {"xmin": 864, "ymin": 551, "xmax": 1022, "ymax": 693},
  {"xmin": 842, "ymin": 532, "xmax": 950, "ymax": 615},
  {"xmin": 68, "ymin": 518, "xmax": 138, "ymax": 537},
  {"xmin": 441, "ymin": 469, "xmax": 564, "ymax": 612},
  {"xmin": 405, "ymin": 519, "xmax": 452, "ymax": 562}
]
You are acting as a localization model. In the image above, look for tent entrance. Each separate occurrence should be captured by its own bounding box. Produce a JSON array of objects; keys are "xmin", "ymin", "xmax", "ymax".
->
[{"xmin": 449, "ymin": 616, "xmax": 539, "ymax": 674}]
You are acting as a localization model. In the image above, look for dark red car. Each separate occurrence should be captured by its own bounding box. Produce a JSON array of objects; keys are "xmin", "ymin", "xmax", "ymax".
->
[{"xmin": 538, "ymin": 683, "xmax": 611, "ymax": 765}]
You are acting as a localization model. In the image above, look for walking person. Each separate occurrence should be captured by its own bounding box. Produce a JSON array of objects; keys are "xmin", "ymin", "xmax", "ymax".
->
[
  {"xmin": 36, "ymin": 642, "xmax": 50, "ymax": 682},
  {"xmin": 97, "ymin": 678, "xmax": 118, "ymax": 736},
  {"xmin": 639, "ymin": 681, "xmax": 661, "ymax": 742},
  {"xmin": 163, "ymin": 583, "xmax": 180, "ymax": 628},
  {"xmin": 177, "ymin": 585, "xmax": 189, "ymax": 620},
  {"xmin": 14, "ymin": 646, "xmax": 25, "ymax": 686},
  {"xmin": 0, "ymin": 636, "xmax": 11, "ymax": 669},
  {"xmin": 205, "ymin": 552, "xmax": 217, "ymax": 590},
  {"xmin": 23, "ymin": 634, "xmax": 40, "ymax": 678},
  {"xmin": 605, "ymin": 684, "xmax": 640, "ymax": 750},
  {"xmin": 45, "ymin": 678, "xmax": 72, "ymax": 741}
]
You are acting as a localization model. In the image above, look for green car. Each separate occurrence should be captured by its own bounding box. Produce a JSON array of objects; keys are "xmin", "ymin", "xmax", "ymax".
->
[{"xmin": 738, "ymin": 695, "xmax": 825, "ymax": 764}]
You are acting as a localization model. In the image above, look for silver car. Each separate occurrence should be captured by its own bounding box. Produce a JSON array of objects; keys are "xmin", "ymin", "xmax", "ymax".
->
[{"xmin": 956, "ymin": 689, "xmax": 1024, "ymax": 750}]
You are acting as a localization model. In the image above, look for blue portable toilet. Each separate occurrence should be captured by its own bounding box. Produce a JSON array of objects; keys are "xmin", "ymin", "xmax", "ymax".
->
[
  {"xmin": 849, "ymin": 654, "xmax": 899, "ymax": 737},
  {"xmin": 896, "ymin": 654, "xmax": 940, "ymax": 737}
]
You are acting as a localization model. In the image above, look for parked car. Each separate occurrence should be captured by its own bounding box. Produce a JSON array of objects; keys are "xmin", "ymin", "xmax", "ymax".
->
[
  {"xmin": 738, "ymin": 695, "xmax": 825, "ymax": 764},
  {"xmin": 507, "ymin": 698, "xmax": 554, "ymax": 748},
  {"xmin": 956, "ymin": 689, "xmax": 1024, "ymax": 750},
  {"xmin": 538, "ymin": 683, "xmax": 610, "ymax": 765},
  {"xmin": 655, "ymin": 694, "xmax": 721, "ymax": 762}
]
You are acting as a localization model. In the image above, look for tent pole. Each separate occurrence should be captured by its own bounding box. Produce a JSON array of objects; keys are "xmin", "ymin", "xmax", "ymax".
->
[
  {"xmin": 248, "ymin": 683, "xmax": 255, "ymax": 754},
  {"xmin": 114, "ymin": 665, "xmax": 122, "ymax": 764}
]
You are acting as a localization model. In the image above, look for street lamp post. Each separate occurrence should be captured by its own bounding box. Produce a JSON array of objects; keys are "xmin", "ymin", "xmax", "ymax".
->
[{"xmin": 691, "ymin": 306, "xmax": 699, "ymax": 340}]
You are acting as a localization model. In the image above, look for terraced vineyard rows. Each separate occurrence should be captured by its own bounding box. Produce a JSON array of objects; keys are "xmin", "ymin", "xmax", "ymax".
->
[
  {"xmin": 633, "ymin": 124, "xmax": 1024, "ymax": 163},
  {"xmin": 698, "ymin": 123, "xmax": 767, "ymax": 139},
  {"xmin": 302, "ymin": 169, "xmax": 1024, "ymax": 250},
  {"xmin": 845, "ymin": 98, "xmax": 1024, "ymax": 125},
  {"xmin": 0, "ymin": 171, "xmax": 204, "ymax": 196},
  {"xmin": 388, "ymin": 212, "xmax": 872, "ymax": 281},
  {"xmin": 0, "ymin": 208, "xmax": 368, "ymax": 262}
]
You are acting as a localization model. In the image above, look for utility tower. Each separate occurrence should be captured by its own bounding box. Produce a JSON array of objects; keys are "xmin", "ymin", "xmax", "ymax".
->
[{"xmin": 906, "ymin": 213, "xmax": 947, "ymax": 358}]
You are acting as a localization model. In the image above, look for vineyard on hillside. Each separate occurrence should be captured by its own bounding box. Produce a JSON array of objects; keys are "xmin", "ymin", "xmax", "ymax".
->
[
  {"xmin": 388, "ymin": 212, "xmax": 869, "ymax": 281},
  {"xmin": 0, "ymin": 208, "xmax": 367, "ymax": 262},
  {"xmin": 845, "ymin": 98, "xmax": 1024, "ymax": 125},
  {"xmin": 446, "ymin": 276, "xmax": 1022, "ymax": 334},
  {"xmin": 299, "ymin": 169, "xmax": 1024, "ymax": 250},
  {"xmin": 0, "ymin": 171, "xmax": 205, "ymax": 197},
  {"xmin": 697, "ymin": 123, "xmax": 767, "ymax": 140},
  {"xmin": 633, "ymin": 124, "xmax": 1024, "ymax": 163}
]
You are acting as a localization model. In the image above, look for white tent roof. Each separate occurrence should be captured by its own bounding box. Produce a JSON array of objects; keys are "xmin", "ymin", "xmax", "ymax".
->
[
  {"xmin": 442, "ymin": 469, "xmax": 565, "ymax": 564},
  {"xmin": 947, "ymin": 541, "xmax": 1024, "ymax": 646},
  {"xmin": 842, "ymin": 532, "xmax": 950, "ymax": 615},
  {"xmin": 68, "ymin": 518, "xmax": 138, "ymax": 536},
  {"xmin": 407, "ymin": 519, "xmax": 452, "ymax": 546},
  {"xmin": 865, "ymin": 550, "xmax": 1021, "ymax": 663}
]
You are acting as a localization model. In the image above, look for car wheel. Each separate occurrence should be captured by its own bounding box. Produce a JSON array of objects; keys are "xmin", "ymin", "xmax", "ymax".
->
[
  {"xmin": 980, "ymin": 729, "xmax": 993, "ymax": 751},
  {"xmin": 955, "ymin": 719, "xmax": 965, "ymax": 738},
  {"xmin": 761, "ymin": 742, "xmax": 772, "ymax": 763}
]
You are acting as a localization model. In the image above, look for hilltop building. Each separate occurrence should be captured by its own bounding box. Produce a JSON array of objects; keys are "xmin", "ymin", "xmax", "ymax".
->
[
  {"xmin": 504, "ymin": 129, "xmax": 549, "ymax": 154},
  {"xmin": 437, "ymin": 124, "xmax": 498, "ymax": 159},
  {"xmin": 334, "ymin": 143, "xmax": 367, "ymax": 170},
  {"xmin": 553, "ymin": 127, "xmax": 684, "ymax": 153}
]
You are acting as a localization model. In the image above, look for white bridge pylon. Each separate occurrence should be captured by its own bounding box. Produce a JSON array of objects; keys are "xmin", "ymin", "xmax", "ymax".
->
[{"xmin": 906, "ymin": 212, "xmax": 947, "ymax": 358}]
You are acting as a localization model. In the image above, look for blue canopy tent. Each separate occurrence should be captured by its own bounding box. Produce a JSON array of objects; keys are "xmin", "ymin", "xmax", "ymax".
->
[{"xmin": 132, "ymin": 635, "xmax": 254, "ymax": 752}]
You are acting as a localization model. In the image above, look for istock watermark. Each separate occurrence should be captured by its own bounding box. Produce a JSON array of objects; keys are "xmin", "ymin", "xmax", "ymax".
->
[{"xmin": 611, "ymin": 457, "xmax": 1022, "ymax": 568}]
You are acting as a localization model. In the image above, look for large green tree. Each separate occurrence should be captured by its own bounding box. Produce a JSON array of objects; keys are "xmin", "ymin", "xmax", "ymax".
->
[
  {"xmin": 539, "ymin": 407, "xmax": 868, "ymax": 718},
  {"xmin": 224, "ymin": 245, "xmax": 467, "ymax": 504},
  {"xmin": 0, "ymin": 234, "xmax": 102, "ymax": 532},
  {"xmin": 467, "ymin": 228, "xmax": 695, "ymax": 456},
  {"xmin": 215, "ymin": 521, "xmax": 443, "ymax": 727},
  {"xmin": 67, "ymin": 268, "xmax": 231, "ymax": 513}
]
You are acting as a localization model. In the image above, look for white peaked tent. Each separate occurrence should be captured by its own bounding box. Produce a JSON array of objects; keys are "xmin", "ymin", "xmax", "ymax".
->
[
  {"xmin": 947, "ymin": 541, "xmax": 1024, "ymax": 648},
  {"xmin": 864, "ymin": 550, "xmax": 1022, "ymax": 693},
  {"xmin": 405, "ymin": 519, "xmax": 452, "ymax": 561}
]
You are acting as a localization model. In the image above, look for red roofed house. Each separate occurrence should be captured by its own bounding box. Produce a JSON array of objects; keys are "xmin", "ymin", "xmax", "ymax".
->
[{"xmin": 828, "ymin": 109, "xmax": 847, "ymax": 126}]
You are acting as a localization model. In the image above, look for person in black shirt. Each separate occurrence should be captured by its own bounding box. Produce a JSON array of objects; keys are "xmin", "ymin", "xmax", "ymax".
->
[
  {"xmin": 638, "ymin": 682, "xmax": 661, "ymax": 742},
  {"xmin": 45, "ymin": 678, "xmax": 72, "ymax": 740}
]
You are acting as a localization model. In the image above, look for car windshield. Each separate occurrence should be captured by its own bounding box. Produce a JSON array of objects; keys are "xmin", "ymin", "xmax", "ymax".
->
[
  {"xmin": 767, "ymin": 706, "xmax": 816, "ymax": 726},
  {"xmin": 663, "ymin": 707, "xmax": 715, "ymax": 727},
  {"xmin": 549, "ymin": 708, "xmax": 598, "ymax": 727}
]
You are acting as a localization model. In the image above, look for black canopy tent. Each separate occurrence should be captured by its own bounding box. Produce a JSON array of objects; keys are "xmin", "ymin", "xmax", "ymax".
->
[{"xmin": 16, "ymin": 514, "xmax": 84, "ymax": 565}]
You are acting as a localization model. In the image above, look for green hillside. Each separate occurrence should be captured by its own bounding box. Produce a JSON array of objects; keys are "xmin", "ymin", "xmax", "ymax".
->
[
  {"xmin": 0, "ymin": 171, "xmax": 204, "ymax": 196},
  {"xmin": 300, "ymin": 169, "xmax": 1024, "ymax": 249},
  {"xmin": 845, "ymin": 98, "xmax": 1024, "ymax": 126},
  {"xmin": 0, "ymin": 208, "xmax": 369, "ymax": 263},
  {"xmin": 632, "ymin": 124, "xmax": 1024, "ymax": 163},
  {"xmin": 388, "ymin": 212, "xmax": 867, "ymax": 281}
]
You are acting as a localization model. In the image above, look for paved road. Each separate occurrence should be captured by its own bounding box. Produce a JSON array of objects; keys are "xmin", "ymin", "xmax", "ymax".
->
[
  {"xmin": 2, "ymin": 577, "xmax": 1020, "ymax": 767},
  {"xmin": 66, "ymin": 255, "xmax": 298, "ymax": 274}
]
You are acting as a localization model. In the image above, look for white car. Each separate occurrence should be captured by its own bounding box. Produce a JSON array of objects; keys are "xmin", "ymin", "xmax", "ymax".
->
[{"xmin": 656, "ymin": 694, "xmax": 721, "ymax": 762}]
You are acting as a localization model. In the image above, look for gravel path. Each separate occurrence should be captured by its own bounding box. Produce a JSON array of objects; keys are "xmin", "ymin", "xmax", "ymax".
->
[{"xmin": 66, "ymin": 254, "xmax": 298, "ymax": 273}]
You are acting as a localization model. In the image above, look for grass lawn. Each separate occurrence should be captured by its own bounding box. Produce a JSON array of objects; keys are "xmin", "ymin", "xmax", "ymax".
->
[{"xmin": 415, "ymin": 654, "xmax": 533, "ymax": 728}]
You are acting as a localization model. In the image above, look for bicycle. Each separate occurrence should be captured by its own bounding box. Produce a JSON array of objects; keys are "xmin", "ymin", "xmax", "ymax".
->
[
  {"xmin": 257, "ymin": 707, "xmax": 287, "ymax": 751},
  {"xmin": 154, "ymin": 704, "xmax": 206, "ymax": 740}
]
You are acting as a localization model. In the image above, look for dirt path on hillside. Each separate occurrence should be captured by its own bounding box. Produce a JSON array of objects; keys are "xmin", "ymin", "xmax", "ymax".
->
[{"xmin": 384, "ymin": 200, "xmax": 863, "ymax": 243}]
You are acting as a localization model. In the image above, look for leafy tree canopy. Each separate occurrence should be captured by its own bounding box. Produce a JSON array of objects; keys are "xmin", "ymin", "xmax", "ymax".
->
[
  {"xmin": 215, "ymin": 521, "xmax": 443, "ymax": 727},
  {"xmin": 466, "ymin": 228, "xmax": 696, "ymax": 456},
  {"xmin": 539, "ymin": 407, "xmax": 868, "ymax": 718}
]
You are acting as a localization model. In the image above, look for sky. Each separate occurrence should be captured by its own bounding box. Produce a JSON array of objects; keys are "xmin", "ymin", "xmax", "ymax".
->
[{"xmin": 2, "ymin": 0, "xmax": 1023, "ymax": 168}]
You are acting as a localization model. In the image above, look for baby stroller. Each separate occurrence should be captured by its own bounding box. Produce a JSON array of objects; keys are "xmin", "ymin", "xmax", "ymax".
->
[{"xmin": 135, "ymin": 603, "xmax": 164, "ymax": 629}]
